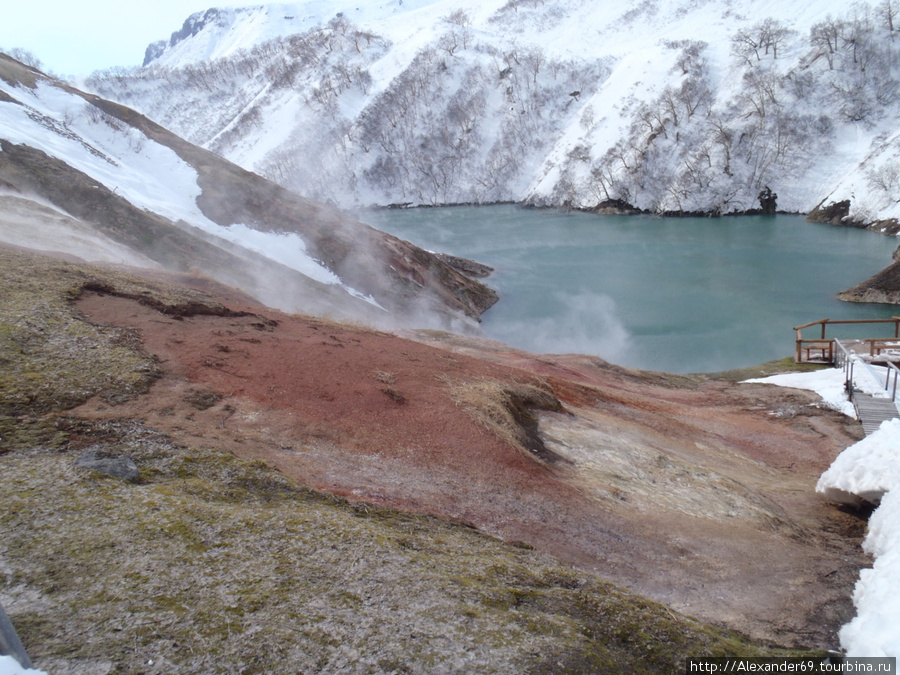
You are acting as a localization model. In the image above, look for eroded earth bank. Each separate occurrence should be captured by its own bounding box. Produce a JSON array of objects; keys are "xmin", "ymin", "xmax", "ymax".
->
[{"xmin": 0, "ymin": 245, "xmax": 870, "ymax": 673}]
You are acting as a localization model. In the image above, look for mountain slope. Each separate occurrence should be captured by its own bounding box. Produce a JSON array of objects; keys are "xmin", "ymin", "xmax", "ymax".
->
[
  {"xmin": 0, "ymin": 53, "xmax": 497, "ymax": 329},
  {"xmin": 89, "ymin": 0, "xmax": 900, "ymax": 224}
]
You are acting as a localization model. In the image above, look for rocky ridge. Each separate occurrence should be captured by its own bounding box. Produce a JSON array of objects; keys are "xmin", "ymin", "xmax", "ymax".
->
[{"xmin": 0, "ymin": 53, "xmax": 497, "ymax": 331}]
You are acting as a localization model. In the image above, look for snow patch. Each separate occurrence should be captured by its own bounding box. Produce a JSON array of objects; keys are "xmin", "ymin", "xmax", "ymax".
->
[
  {"xmin": 744, "ymin": 368, "xmax": 856, "ymax": 418},
  {"xmin": 0, "ymin": 78, "xmax": 379, "ymax": 307},
  {"xmin": 817, "ymin": 418, "xmax": 900, "ymax": 506},
  {"xmin": 0, "ymin": 656, "xmax": 46, "ymax": 675}
]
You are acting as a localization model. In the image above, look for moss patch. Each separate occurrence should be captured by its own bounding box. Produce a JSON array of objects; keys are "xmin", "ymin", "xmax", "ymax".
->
[
  {"xmin": 703, "ymin": 357, "xmax": 830, "ymax": 383},
  {"xmin": 2, "ymin": 420, "xmax": 815, "ymax": 674},
  {"xmin": 0, "ymin": 247, "xmax": 242, "ymax": 454}
]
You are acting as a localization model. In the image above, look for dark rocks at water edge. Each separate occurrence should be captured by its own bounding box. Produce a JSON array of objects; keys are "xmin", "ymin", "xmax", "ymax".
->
[{"xmin": 434, "ymin": 253, "xmax": 494, "ymax": 279}]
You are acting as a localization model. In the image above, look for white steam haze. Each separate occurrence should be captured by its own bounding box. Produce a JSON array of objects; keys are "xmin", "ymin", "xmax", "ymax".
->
[
  {"xmin": 0, "ymin": 192, "xmax": 164, "ymax": 269},
  {"xmin": 484, "ymin": 291, "xmax": 632, "ymax": 363}
]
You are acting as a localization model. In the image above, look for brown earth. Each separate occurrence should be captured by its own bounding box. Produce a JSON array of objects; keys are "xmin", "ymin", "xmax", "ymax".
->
[{"xmin": 70, "ymin": 277, "xmax": 869, "ymax": 651}]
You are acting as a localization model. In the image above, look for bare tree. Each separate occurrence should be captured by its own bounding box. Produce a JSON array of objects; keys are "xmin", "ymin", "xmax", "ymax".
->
[
  {"xmin": 741, "ymin": 69, "xmax": 780, "ymax": 119},
  {"xmin": 7, "ymin": 47, "xmax": 42, "ymax": 69},
  {"xmin": 731, "ymin": 28, "xmax": 763, "ymax": 64},
  {"xmin": 868, "ymin": 161, "xmax": 900, "ymax": 196},
  {"xmin": 757, "ymin": 18, "xmax": 794, "ymax": 59},
  {"xmin": 878, "ymin": 0, "xmax": 900, "ymax": 33},
  {"xmin": 676, "ymin": 76, "xmax": 712, "ymax": 121},
  {"xmin": 732, "ymin": 18, "xmax": 794, "ymax": 64},
  {"xmin": 809, "ymin": 16, "xmax": 845, "ymax": 69},
  {"xmin": 660, "ymin": 87, "xmax": 681, "ymax": 128},
  {"xmin": 523, "ymin": 47, "xmax": 545, "ymax": 85},
  {"xmin": 437, "ymin": 31, "xmax": 460, "ymax": 56},
  {"xmin": 672, "ymin": 41, "xmax": 708, "ymax": 75}
]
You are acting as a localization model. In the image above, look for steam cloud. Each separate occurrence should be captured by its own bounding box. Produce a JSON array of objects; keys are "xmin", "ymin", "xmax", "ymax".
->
[{"xmin": 484, "ymin": 291, "xmax": 632, "ymax": 362}]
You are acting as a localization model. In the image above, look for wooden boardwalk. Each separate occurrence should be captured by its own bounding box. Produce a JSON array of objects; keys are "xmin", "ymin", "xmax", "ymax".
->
[
  {"xmin": 794, "ymin": 317, "xmax": 900, "ymax": 364},
  {"xmin": 852, "ymin": 391, "xmax": 900, "ymax": 436},
  {"xmin": 792, "ymin": 318, "xmax": 900, "ymax": 434}
]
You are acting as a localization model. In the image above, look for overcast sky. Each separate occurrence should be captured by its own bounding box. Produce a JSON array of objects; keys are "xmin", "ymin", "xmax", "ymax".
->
[{"xmin": 1, "ymin": 0, "xmax": 249, "ymax": 78}]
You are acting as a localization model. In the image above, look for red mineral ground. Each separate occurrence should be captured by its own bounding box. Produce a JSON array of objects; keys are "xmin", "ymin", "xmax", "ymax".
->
[{"xmin": 73, "ymin": 274, "xmax": 868, "ymax": 649}]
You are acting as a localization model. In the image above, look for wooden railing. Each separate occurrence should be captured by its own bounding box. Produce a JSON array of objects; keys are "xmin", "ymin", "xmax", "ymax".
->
[
  {"xmin": 834, "ymin": 338, "xmax": 855, "ymax": 390},
  {"xmin": 836, "ymin": 338, "xmax": 900, "ymax": 407},
  {"xmin": 794, "ymin": 317, "xmax": 900, "ymax": 363}
]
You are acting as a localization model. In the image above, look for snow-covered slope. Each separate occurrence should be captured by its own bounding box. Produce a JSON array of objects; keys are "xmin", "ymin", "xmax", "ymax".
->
[
  {"xmin": 88, "ymin": 0, "xmax": 900, "ymax": 223},
  {"xmin": 0, "ymin": 54, "xmax": 496, "ymax": 327}
]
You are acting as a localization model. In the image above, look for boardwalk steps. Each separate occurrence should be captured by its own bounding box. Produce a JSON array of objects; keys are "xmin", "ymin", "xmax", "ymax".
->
[{"xmin": 851, "ymin": 391, "xmax": 900, "ymax": 436}]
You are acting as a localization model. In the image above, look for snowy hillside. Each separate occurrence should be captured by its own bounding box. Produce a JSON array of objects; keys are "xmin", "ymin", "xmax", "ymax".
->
[
  {"xmin": 87, "ymin": 0, "xmax": 900, "ymax": 223},
  {"xmin": 0, "ymin": 54, "xmax": 496, "ymax": 327}
]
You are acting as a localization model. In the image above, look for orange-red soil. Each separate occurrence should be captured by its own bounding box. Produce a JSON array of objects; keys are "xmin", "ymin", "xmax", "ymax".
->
[{"xmin": 71, "ymin": 283, "xmax": 870, "ymax": 649}]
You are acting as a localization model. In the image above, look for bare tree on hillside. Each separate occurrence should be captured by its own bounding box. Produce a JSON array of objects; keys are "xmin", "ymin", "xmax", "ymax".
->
[
  {"xmin": 809, "ymin": 16, "xmax": 846, "ymax": 69},
  {"xmin": 878, "ymin": 0, "xmax": 900, "ymax": 34},
  {"xmin": 671, "ymin": 40, "xmax": 708, "ymax": 75},
  {"xmin": 7, "ymin": 48, "xmax": 42, "ymax": 69},
  {"xmin": 731, "ymin": 19, "xmax": 793, "ymax": 64}
]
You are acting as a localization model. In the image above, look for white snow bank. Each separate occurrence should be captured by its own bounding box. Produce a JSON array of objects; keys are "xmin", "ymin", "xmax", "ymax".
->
[
  {"xmin": 816, "ymin": 418, "xmax": 900, "ymax": 506},
  {"xmin": 744, "ymin": 368, "xmax": 856, "ymax": 418},
  {"xmin": 816, "ymin": 403, "xmax": 900, "ymax": 656},
  {"xmin": 838, "ymin": 489, "xmax": 900, "ymax": 657},
  {"xmin": 0, "ymin": 656, "xmax": 46, "ymax": 675}
]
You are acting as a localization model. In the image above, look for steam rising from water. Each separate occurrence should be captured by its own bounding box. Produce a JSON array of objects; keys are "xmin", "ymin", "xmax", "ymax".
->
[
  {"xmin": 484, "ymin": 291, "xmax": 631, "ymax": 362},
  {"xmin": 364, "ymin": 205, "xmax": 900, "ymax": 373}
]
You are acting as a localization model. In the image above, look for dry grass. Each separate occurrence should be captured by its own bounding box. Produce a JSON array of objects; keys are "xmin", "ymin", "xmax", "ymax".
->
[
  {"xmin": 444, "ymin": 376, "xmax": 565, "ymax": 464},
  {"xmin": 373, "ymin": 370, "xmax": 396, "ymax": 385},
  {"xmin": 704, "ymin": 357, "xmax": 830, "ymax": 383},
  {"xmin": 2, "ymin": 419, "xmax": 813, "ymax": 674}
]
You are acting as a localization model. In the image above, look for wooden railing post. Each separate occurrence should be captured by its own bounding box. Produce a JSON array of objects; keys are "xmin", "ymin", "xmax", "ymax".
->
[{"xmin": 793, "ymin": 318, "xmax": 900, "ymax": 364}]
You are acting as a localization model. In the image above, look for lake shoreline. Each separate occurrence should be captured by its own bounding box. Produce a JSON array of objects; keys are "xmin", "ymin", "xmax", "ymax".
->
[{"xmin": 363, "ymin": 205, "xmax": 900, "ymax": 374}]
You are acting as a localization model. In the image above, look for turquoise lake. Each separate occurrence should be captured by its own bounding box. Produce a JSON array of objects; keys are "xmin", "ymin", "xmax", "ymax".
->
[{"xmin": 360, "ymin": 205, "xmax": 900, "ymax": 373}]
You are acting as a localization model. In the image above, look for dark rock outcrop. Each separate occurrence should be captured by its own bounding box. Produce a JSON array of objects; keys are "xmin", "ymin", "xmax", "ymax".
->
[
  {"xmin": 838, "ymin": 257, "xmax": 900, "ymax": 304},
  {"xmin": 807, "ymin": 199, "xmax": 856, "ymax": 226},
  {"xmin": 434, "ymin": 253, "xmax": 494, "ymax": 279},
  {"xmin": 757, "ymin": 186, "xmax": 778, "ymax": 214},
  {"xmin": 591, "ymin": 198, "xmax": 643, "ymax": 215},
  {"xmin": 75, "ymin": 448, "xmax": 140, "ymax": 482}
]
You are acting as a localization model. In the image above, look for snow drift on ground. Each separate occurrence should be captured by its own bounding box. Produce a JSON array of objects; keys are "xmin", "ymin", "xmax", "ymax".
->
[
  {"xmin": 748, "ymin": 364, "xmax": 900, "ymax": 657},
  {"xmin": 745, "ymin": 368, "xmax": 858, "ymax": 418},
  {"xmin": 838, "ymin": 486, "xmax": 900, "ymax": 657},
  {"xmin": 817, "ymin": 418, "xmax": 900, "ymax": 506}
]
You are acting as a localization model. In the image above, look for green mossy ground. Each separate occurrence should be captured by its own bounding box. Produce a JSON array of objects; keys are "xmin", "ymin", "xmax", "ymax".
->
[
  {"xmin": 704, "ymin": 358, "xmax": 829, "ymax": 383},
  {"xmin": 0, "ymin": 248, "xmax": 822, "ymax": 673}
]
